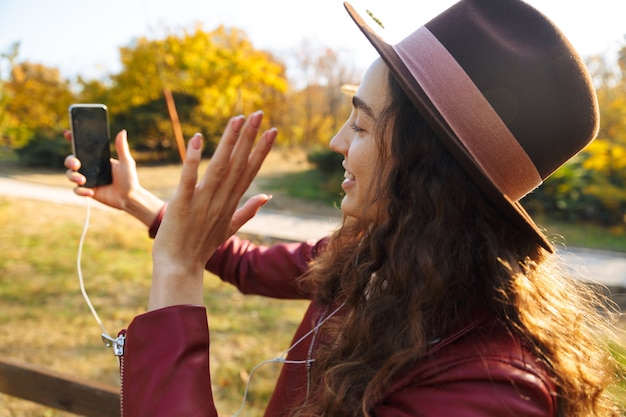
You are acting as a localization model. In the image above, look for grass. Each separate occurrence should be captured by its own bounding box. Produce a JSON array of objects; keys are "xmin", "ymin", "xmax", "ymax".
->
[
  {"xmin": 609, "ymin": 341, "xmax": 626, "ymax": 405},
  {"xmin": 262, "ymin": 169, "xmax": 343, "ymax": 207},
  {"xmin": 536, "ymin": 215, "xmax": 626, "ymax": 253},
  {"xmin": 0, "ymin": 197, "xmax": 308, "ymax": 416}
]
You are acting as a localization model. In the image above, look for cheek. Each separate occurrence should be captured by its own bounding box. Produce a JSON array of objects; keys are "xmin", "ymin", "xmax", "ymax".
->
[{"xmin": 356, "ymin": 144, "xmax": 381, "ymax": 182}]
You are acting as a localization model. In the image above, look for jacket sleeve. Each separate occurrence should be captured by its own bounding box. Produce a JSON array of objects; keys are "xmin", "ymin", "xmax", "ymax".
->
[
  {"xmin": 122, "ymin": 305, "xmax": 217, "ymax": 417},
  {"xmin": 205, "ymin": 235, "xmax": 327, "ymax": 300}
]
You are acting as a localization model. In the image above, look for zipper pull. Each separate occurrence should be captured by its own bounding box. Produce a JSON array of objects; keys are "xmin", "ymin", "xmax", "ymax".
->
[{"xmin": 102, "ymin": 332, "xmax": 125, "ymax": 357}]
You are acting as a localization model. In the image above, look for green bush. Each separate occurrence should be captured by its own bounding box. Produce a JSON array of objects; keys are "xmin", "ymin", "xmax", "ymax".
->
[
  {"xmin": 307, "ymin": 149, "xmax": 343, "ymax": 176},
  {"xmin": 15, "ymin": 132, "xmax": 70, "ymax": 169},
  {"xmin": 524, "ymin": 158, "xmax": 626, "ymax": 228}
]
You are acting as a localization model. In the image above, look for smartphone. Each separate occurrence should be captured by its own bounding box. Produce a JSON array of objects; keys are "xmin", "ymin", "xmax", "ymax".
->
[{"xmin": 69, "ymin": 104, "xmax": 113, "ymax": 188}]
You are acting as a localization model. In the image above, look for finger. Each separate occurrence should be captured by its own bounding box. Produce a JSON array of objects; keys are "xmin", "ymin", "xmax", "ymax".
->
[
  {"xmin": 66, "ymin": 168, "xmax": 86, "ymax": 185},
  {"xmin": 229, "ymin": 111, "xmax": 264, "ymax": 175},
  {"xmin": 114, "ymin": 130, "xmax": 135, "ymax": 166},
  {"xmin": 73, "ymin": 186, "xmax": 95, "ymax": 198},
  {"xmin": 63, "ymin": 129, "xmax": 72, "ymax": 142},
  {"xmin": 200, "ymin": 115, "xmax": 245, "ymax": 191},
  {"xmin": 64, "ymin": 154, "xmax": 80, "ymax": 170},
  {"xmin": 173, "ymin": 133, "xmax": 203, "ymax": 204},
  {"xmin": 217, "ymin": 111, "xmax": 264, "ymax": 200},
  {"xmin": 226, "ymin": 127, "xmax": 277, "ymax": 203},
  {"xmin": 230, "ymin": 194, "xmax": 272, "ymax": 233},
  {"xmin": 242, "ymin": 127, "xmax": 277, "ymax": 189}
]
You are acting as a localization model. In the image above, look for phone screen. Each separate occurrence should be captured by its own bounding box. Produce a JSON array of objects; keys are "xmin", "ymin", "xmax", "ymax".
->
[{"xmin": 69, "ymin": 104, "xmax": 112, "ymax": 188}]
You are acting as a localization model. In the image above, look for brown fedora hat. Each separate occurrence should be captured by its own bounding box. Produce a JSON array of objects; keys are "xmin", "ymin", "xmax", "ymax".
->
[{"xmin": 344, "ymin": 0, "xmax": 599, "ymax": 252}]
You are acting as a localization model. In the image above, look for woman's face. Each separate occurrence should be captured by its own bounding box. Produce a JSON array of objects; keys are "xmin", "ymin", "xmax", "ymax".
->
[{"xmin": 330, "ymin": 58, "xmax": 390, "ymax": 222}]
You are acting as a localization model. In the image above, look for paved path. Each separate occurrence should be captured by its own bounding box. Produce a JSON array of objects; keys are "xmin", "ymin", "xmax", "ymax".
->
[{"xmin": 1, "ymin": 176, "xmax": 625, "ymax": 288}]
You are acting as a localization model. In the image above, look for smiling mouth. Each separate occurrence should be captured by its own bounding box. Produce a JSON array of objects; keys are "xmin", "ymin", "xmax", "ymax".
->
[{"xmin": 342, "ymin": 161, "xmax": 355, "ymax": 181}]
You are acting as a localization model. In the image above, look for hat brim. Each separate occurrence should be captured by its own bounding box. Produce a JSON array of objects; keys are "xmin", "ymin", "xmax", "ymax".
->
[{"xmin": 344, "ymin": 2, "xmax": 553, "ymax": 252}]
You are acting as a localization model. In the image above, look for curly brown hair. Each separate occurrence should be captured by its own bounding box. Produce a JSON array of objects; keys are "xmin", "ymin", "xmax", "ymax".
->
[{"xmin": 296, "ymin": 71, "xmax": 622, "ymax": 417}]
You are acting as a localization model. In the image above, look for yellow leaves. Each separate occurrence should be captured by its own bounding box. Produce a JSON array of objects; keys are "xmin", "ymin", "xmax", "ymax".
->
[
  {"xmin": 3, "ymin": 62, "xmax": 75, "ymax": 145},
  {"xmin": 583, "ymin": 64, "xmax": 626, "ymax": 212},
  {"xmin": 10, "ymin": 65, "xmax": 25, "ymax": 83},
  {"xmin": 163, "ymin": 53, "xmax": 176, "ymax": 67},
  {"xmin": 581, "ymin": 138, "xmax": 626, "ymax": 215},
  {"xmin": 130, "ymin": 94, "xmax": 146, "ymax": 107},
  {"xmin": 583, "ymin": 139, "xmax": 626, "ymax": 173},
  {"xmin": 108, "ymin": 23, "xmax": 288, "ymax": 128}
]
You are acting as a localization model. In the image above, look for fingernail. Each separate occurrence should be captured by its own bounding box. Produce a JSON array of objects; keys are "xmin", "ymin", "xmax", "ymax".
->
[
  {"xmin": 262, "ymin": 194, "xmax": 273, "ymax": 206},
  {"xmin": 266, "ymin": 128, "xmax": 277, "ymax": 145},
  {"xmin": 250, "ymin": 111, "xmax": 263, "ymax": 129},
  {"xmin": 232, "ymin": 115, "xmax": 245, "ymax": 131},
  {"xmin": 191, "ymin": 133, "xmax": 202, "ymax": 150}
]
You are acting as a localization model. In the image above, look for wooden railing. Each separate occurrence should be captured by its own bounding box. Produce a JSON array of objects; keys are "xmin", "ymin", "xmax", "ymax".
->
[{"xmin": 0, "ymin": 355, "xmax": 119, "ymax": 416}]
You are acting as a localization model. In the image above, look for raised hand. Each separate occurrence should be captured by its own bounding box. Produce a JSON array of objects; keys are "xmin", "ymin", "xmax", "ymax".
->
[{"xmin": 149, "ymin": 111, "xmax": 276, "ymax": 310}]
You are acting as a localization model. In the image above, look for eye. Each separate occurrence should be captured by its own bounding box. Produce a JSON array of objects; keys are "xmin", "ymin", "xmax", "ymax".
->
[{"xmin": 349, "ymin": 121, "xmax": 365, "ymax": 133}]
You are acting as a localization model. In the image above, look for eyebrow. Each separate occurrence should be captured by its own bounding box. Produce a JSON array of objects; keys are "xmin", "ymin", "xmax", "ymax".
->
[{"xmin": 352, "ymin": 95, "xmax": 375, "ymax": 119}]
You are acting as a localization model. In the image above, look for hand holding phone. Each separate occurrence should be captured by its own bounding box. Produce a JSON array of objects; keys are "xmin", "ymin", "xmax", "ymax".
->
[{"xmin": 69, "ymin": 104, "xmax": 113, "ymax": 188}]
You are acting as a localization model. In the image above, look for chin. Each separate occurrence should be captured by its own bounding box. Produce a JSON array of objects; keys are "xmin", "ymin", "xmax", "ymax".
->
[
  {"xmin": 340, "ymin": 198, "xmax": 366, "ymax": 221},
  {"xmin": 340, "ymin": 196, "xmax": 387, "ymax": 224},
  {"xmin": 339, "ymin": 198, "xmax": 356, "ymax": 218}
]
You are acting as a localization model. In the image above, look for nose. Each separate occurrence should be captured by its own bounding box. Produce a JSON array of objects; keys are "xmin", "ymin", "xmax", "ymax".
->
[{"xmin": 329, "ymin": 122, "xmax": 350, "ymax": 156}]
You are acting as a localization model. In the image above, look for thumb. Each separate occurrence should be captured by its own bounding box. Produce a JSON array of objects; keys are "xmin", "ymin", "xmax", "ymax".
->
[
  {"xmin": 230, "ymin": 194, "xmax": 272, "ymax": 233},
  {"xmin": 114, "ymin": 130, "xmax": 135, "ymax": 165}
]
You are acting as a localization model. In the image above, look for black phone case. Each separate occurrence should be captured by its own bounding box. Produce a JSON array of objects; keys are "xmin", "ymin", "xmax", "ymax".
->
[{"xmin": 69, "ymin": 104, "xmax": 113, "ymax": 188}]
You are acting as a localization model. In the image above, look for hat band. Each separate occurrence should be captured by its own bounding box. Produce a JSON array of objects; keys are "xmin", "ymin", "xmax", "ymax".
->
[{"xmin": 393, "ymin": 27, "xmax": 542, "ymax": 201}]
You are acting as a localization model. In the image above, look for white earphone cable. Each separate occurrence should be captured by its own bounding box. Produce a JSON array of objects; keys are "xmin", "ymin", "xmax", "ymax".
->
[
  {"xmin": 231, "ymin": 300, "xmax": 346, "ymax": 417},
  {"xmin": 77, "ymin": 198, "xmax": 110, "ymax": 337}
]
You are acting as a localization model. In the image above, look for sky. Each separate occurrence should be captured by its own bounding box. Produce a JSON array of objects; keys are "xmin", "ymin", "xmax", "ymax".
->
[{"xmin": 1, "ymin": 0, "xmax": 625, "ymax": 82}]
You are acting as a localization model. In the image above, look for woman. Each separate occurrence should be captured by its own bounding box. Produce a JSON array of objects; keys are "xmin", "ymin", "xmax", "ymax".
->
[{"xmin": 65, "ymin": 1, "xmax": 622, "ymax": 416}]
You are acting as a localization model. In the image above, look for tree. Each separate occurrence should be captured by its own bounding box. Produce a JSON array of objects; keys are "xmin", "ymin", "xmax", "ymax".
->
[
  {"xmin": 282, "ymin": 41, "xmax": 357, "ymax": 149},
  {"xmin": 0, "ymin": 42, "xmax": 20, "ymax": 148},
  {"xmin": 106, "ymin": 25, "xmax": 288, "ymax": 158},
  {"xmin": 76, "ymin": 77, "xmax": 111, "ymax": 105},
  {"xmin": 581, "ymin": 50, "xmax": 626, "ymax": 226},
  {"xmin": 0, "ymin": 48, "xmax": 77, "ymax": 167},
  {"xmin": 3, "ymin": 61, "xmax": 75, "ymax": 148}
]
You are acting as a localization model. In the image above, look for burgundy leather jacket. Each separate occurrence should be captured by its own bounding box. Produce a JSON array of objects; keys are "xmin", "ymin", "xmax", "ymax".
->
[{"xmin": 121, "ymin": 236, "xmax": 557, "ymax": 417}]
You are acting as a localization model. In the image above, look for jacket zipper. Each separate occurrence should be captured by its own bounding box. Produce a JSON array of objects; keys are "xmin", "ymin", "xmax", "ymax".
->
[{"xmin": 102, "ymin": 331, "xmax": 126, "ymax": 416}]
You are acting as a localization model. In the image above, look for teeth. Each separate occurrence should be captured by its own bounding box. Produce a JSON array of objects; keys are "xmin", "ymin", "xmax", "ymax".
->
[{"xmin": 342, "ymin": 161, "xmax": 355, "ymax": 181}]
